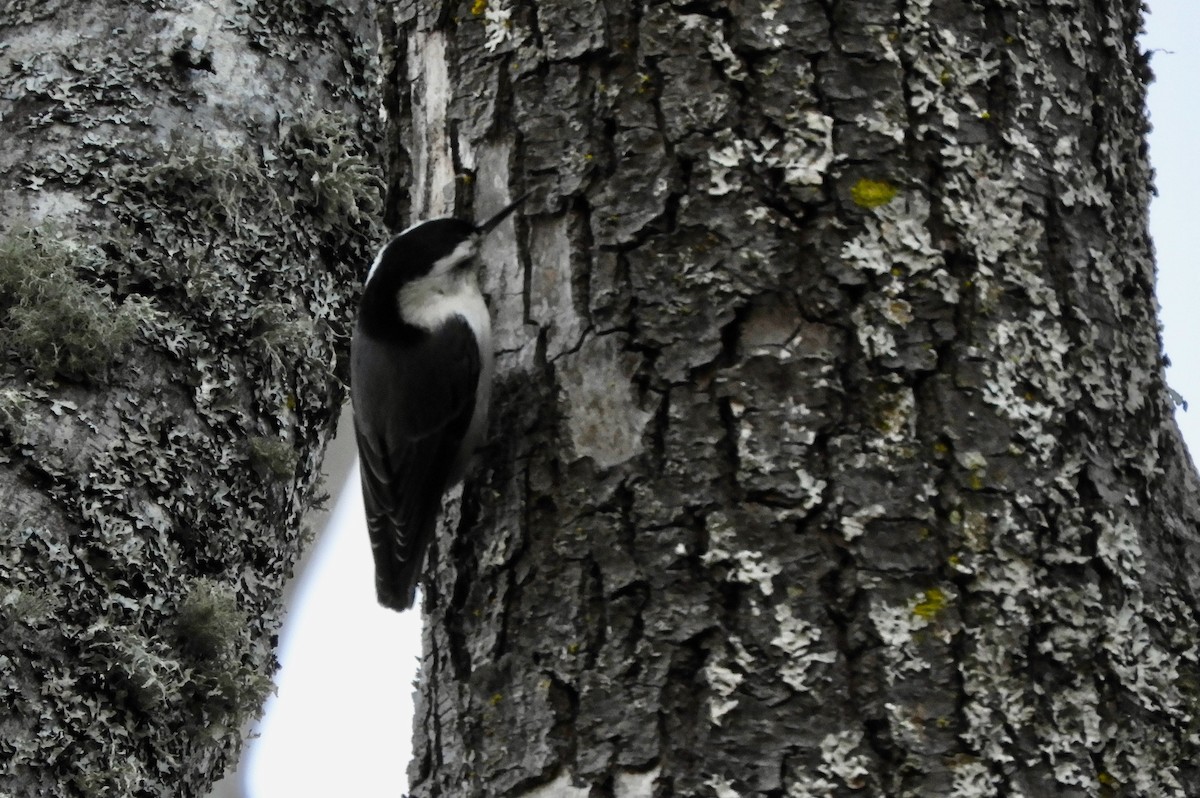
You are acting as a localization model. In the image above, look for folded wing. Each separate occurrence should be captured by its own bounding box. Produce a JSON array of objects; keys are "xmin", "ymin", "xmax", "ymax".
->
[{"xmin": 351, "ymin": 317, "xmax": 481, "ymax": 611}]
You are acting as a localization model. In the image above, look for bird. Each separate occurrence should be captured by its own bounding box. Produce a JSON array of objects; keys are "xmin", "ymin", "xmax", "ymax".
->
[{"xmin": 350, "ymin": 195, "xmax": 526, "ymax": 611}]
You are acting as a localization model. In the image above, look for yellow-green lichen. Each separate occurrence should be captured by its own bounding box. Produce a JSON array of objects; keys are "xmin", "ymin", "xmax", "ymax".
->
[
  {"xmin": 913, "ymin": 588, "xmax": 948, "ymax": 619},
  {"xmin": 850, "ymin": 178, "xmax": 899, "ymax": 209}
]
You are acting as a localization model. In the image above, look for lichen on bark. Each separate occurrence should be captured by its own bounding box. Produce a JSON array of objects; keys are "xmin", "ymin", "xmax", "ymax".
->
[
  {"xmin": 0, "ymin": 1, "xmax": 381, "ymax": 794},
  {"xmin": 391, "ymin": 1, "xmax": 1200, "ymax": 796}
]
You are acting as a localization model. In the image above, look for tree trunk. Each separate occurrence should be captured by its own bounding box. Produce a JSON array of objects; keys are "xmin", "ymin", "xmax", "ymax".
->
[
  {"xmin": 393, "ymin": 0, "xmax": 1200, "ymax": 795},
  {"xmin": 0, "ymin": 2, "xmax": 379, "ymax": 795}
]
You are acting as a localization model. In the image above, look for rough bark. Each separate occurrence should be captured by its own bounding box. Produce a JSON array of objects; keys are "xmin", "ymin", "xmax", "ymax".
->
[
  {"xmin": 0, "ymin": 2, "xmax": 380, "ymax": 795},
  {"xmin": 391, "ymin": 0, "xmax": 1200, "ymax": 796}
]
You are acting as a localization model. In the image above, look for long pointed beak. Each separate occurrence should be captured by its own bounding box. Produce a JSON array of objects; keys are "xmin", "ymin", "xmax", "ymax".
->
[{"xmin": 475, "ymin": 192, "xmax": 530, "ymax": 235}]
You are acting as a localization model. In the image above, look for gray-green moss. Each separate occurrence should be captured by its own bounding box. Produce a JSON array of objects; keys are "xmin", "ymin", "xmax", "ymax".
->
[{"xmin": 0, "ymin": 229, "xmax": 149, "ymax": 382}]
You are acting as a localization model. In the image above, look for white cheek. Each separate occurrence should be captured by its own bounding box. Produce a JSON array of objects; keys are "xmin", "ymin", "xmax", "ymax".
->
[{"xmin": 397, "ymin": 271, "xmax": 491, "ymax": 344}]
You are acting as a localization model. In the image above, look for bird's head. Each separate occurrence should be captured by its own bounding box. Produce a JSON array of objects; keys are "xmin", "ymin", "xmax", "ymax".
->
[{"xmin": 366, "ymin": 193, "xmax": 529, "ymax": 288}]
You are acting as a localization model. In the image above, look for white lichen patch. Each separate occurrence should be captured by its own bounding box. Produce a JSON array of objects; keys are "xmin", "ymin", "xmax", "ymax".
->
[
  {"xmin": 880, "ymin": 297, "xmax": 914, "ymax": 326},
  {"xmin": 706, "ymin": 137, "xmax": 747, "ymax": 196},
  {"xmin": 724, "ymin": 390, "xmax": 826, "ymax": 512},
  {"xmin": 949, "ymin": 758, "xmax": 997, "ymax": 797},
  {"xmin": 557, "ymin": 334, "xmax": 652, "ymax": 469},
  {"xmin": 951, "ymin": 503, "xmax": 1182, "ymax": 788},
  {"xmin": 868, "ymin": 587, "xmax": 955, "ymax": 683},
  {"xmin": 785, "ymin": 730, "xmax": 871, "ymax": 796},
  {"xmin": 702, "ymin": 512, "xmax": 782, "ymax": 595},
  {"xmin": 771, "ymin": 604, "xmax": 836, "ymax": 692},
  {"xmin": 890, "ymin": 7, "xmax": 1000, "ymax": 138},
  {"xmin": 943, "ymin": 171, "xmax": 1042, "ymax": 274},
  {"xmin": 778, "ymin": 111, "xmax": 835, "ymax": 186},
  {"xmin": 793, "ymin": 468, "xmax": 827, "ymax": 512},
  {"xmin": 820, "ymin": 730, "xmax": 871, "ymax": 787},
  {"xmin": 678, "ymin": 14, "xmax": 747, "ymax": 82},
  {"xmin": 1095, "ymin": 511, "xmax": 1146, "ymax": 589},
  {"xmin": 956, "ymin": 450, "xmax": 987, "ymax": 471},
  {"xmin": 854, "ymin": 110, "xmax": 906, "ymax": 144},
  {"xmin": 841, "ymin": 193, "xmax": 958, "ymax": 365},
  {"xmin": 840, "ymin": 503, "xmax": 886, "ymax": 542},
  {"xmin": 736, "ymin": 399, "xmax": 814, "ymax": 456},
  {"xmin": 786, "ymin": 776, "xmax": 839, "ymax": 798},
  {"xmin": 1097, "ymin": 583, "xmax": 1190, "ymax": 733},
  {"xmin": 705, "ymin": 115, "xmax": 834, "ymax": 195},
  {"xmin": 851, "ymin": 306, "xmax": 898, "ymax": 360},
  {"xmin": 937, "ymin": 148, "xmax": 1075, "ymax": 459},
  {"xmin": 1101, "ymin": 597, "xmax": 1197, "ymax": 793},
  {"xmin": 706, "ymin": 775, "xmax": 742, "ymax": 798},
  {"xmin": 482, "ymin": 2, "xmax": 514, "ymax": 53},
  {"xmin": 705, "ymin": 662, "xmax": 742, "ymax": 724},
  {"xmin": 868, "ymin": 601, "xmax": 930, "ymax": 681},
  {"xmin": 841, "ymin": 195, "xmax": 946, "ymax": 283},
  {"xmin": 703, "ymin": 636, "xmax": 754, "ymax": 725},
  {"xmin": 614, "ymin": 767, "xmax": 661, "ymax": 798},
  {"xmin": 977, "ymin": 315, "xmax": 1071, "ymax": 447}
]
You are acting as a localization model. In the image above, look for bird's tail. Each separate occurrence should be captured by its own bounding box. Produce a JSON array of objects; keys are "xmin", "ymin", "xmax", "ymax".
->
[{"xmin": 369, "ymin": 502, "xmax": 439, "ymax": 612}]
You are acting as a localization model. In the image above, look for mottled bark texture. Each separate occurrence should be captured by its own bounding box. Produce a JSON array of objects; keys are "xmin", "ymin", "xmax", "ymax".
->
[
  {"xmin": 0, "ymin": 2, "xmax": 380, "ymax": 795},
  {"xmin": 390, "ymin": 0, "xmax": 1200, "ymax": 796}
]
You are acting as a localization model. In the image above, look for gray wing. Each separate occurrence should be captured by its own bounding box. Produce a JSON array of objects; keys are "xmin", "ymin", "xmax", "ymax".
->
[{"xmin": 350, "ymin": 318, "xmax": 480, "ymax": 611}]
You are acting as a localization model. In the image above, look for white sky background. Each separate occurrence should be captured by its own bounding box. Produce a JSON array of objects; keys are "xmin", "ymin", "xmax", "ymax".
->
[
  {"xmin": 246, "ymin": 463, "xmax": 420, "ymax": 797},
  {"xmin": 1144, "ymin": 0, "xmax": 1200, "ymax": 448},
  {"xmin": 246, "ymin": 2, "xmax": 1200, "ymax": 795}
]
